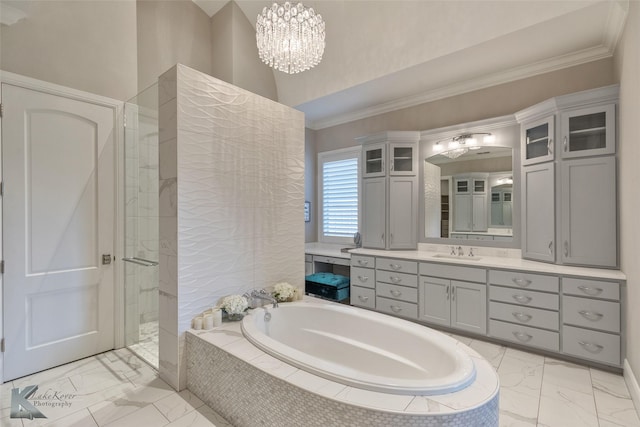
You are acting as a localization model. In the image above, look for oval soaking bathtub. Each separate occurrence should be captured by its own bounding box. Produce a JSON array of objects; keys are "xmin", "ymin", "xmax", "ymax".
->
[{"xmin": 241, "ymin": 301, "xmax": 476, "ymax": 395}]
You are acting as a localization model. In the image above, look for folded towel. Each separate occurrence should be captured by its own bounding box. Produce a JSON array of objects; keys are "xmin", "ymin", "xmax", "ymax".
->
[{"xmin": 305, "ymin": 273, "xmax": 350, "ymax": 289}]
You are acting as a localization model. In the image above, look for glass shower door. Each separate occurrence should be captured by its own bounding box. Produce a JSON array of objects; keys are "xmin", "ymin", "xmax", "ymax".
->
[{"xmin": 124, "ymin": 83, "xmax": 159, "ymax": 368}]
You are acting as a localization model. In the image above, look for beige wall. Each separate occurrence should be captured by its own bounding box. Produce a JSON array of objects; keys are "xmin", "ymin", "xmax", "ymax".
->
[
  {"xmin": 0, "ymin": 0, "xmax": 138, "ymax": 101},
  {"xmin": 614, "ymin": 1, "xmax": 640, "ymax": 389},
  {"xmin": 210, "ymin": 1, "xmax": 277, "ymax": 101},
  {"xmin": 136, "ymin": 0, "xmax": 212, "ymax": 93},
  {"xmin": 315, "ymin": 58, "xmax": 616, "ymax": 154}
]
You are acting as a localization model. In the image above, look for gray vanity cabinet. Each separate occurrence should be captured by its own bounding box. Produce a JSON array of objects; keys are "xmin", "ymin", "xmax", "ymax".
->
[
  {"xmin": 418, "ymin": 263, "xmax": 487, "ymax": 335},
  {"xmin": 522, "ymin": 163, "xmax": 555, "ymax": 262},
  {"xmin": 358, "ymin": 132, "xmax": 420, "ymax": 250},
  {"xmin": 560, "ymin": 156, "xmax": 617, "ymax": 267}
]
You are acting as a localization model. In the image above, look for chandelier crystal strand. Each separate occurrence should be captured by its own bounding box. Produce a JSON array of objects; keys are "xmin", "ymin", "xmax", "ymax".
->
[{"xmin": 257, "ymin": 2, "xmax": 325, "ymax": 74}]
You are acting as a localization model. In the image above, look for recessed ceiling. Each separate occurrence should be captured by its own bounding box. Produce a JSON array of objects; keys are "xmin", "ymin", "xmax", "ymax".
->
[{"xmin": 193, "ymin": 1, "xmax": 628, "ymax": 129}]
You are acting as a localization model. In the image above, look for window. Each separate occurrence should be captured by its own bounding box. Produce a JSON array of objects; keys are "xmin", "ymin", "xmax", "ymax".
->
[{"xmin": 318, "ymin": 147, "xmax": 360, "ymax": 243}]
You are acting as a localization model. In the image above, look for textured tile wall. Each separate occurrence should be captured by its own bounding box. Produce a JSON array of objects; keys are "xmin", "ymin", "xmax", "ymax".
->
[{"xmin": 158, "ymin": 64, "xmax": 305, "ymax": 390}]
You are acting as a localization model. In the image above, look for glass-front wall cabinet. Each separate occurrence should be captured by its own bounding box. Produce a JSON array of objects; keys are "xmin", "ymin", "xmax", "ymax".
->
[
  {"xmin": 390, "ymin": 144, "xmax": 415, "ymax": 175},
  {"xmin": 561, "ymin": 104, "xmax": 615, "ymax": 158},
  {"xmin": 522, "ymin": 116, "xmax": 554, "ymax": 166},
  {"xmin": 363, "ymin": 143, "xmax": 386, "ymax": 177}
]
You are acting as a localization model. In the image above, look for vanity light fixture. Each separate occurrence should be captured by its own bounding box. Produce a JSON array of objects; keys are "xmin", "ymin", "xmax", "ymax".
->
[
  {"xmin": 435, "ymin": 133, "xmax": 493, "ymax": 159},
  {"xmin": 256, "ymin": 2, "xmax": 326, "ymax": 74}
]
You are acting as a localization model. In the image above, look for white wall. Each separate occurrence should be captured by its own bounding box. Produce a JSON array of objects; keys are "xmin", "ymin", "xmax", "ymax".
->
[
  {"xmin": 614, "ymin": 0, "xmax": 640, "ymax": 397},
  {"xmin": 157, "ymin": 65, "xmax": 304, "ymax": 390}
]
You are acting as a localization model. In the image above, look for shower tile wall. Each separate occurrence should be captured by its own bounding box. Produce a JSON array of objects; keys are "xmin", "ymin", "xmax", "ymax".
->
[
  {"xmin": 157, "ymin": 64, "xmax": 305, "ymax": 390},
  {"xmin": 124, "ymin": 102, "xmax": 159, "ymax": 347}
]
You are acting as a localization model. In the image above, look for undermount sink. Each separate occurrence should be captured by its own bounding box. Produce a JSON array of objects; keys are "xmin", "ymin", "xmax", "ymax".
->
[{"xmin": 432, "ymin": 254, "xmax": 482, "ymax": 261}]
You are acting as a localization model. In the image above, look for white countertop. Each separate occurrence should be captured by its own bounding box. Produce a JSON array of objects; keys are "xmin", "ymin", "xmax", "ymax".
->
[{"xmin": 305, "ymin": 242, "xmax": 625, "ymax": 281}]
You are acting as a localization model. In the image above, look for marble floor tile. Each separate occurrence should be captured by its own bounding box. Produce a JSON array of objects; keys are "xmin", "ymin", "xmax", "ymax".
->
[
  {"xmin": 165, "ymin": 404, "xmax": 232, "ymax": 427},
  {"xmin": 498, "ymin": 410, "xmax": 537, "ymax": 427},
  {"xmin": 102, "ymin": 404, "xmax": 168, "ymax": 427},
  {"xmin": 469, "ymin": 339, "xmax": 507, "ymax": 369},
  {"xmin": 498, "ymin": 350, "xmax": 544, "ymax": 398},
  {"xmin": 594, "ymin": 388, "xmax": 640, "ymax": 426},
  {"xmin": 153, "ymin": 389, "xmax": 204, "ymax": 422},
  {"xmin": 537, "ymin": 382, "xmax": 599, "ymax": 427},
  {"xmin": 542, "ymin": 358, "xmax": 592, "ymax": 393}
]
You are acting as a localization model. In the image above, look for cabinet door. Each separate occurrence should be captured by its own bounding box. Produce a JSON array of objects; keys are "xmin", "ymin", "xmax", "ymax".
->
[
  {"xmin": 560, "ymin": 104, "xmax": 615, "ymax": 159},
  {"xmin": 451, "ymin": 281, "xmax": 487, "ymax": 334},
  {"xmin": 363, "ymin": 143, "xmax": 386, "ymax": 177},
  {"xmin": 522, "ymin": 163, "xmax": 555, "ymax": 262},
  {"xmin": 389, "ymin": 144, "xmax": 416, "ymax": 176},
  {"xmin": 453, "ymin": 194, "xmax": 472, "ymax": 232},
  {"xmin": 388, "ymin": 177, "xmax": 417, "ymax": 249},
  {"xmin": 418, "ymin": 277, "xmax": 450, "ymax": 327},
  {"xmin": 472, "ymin": 194, "xmax": 487, "ymax": 231},
  {"xmin": 361, "ymin": 178, "xmax": 386, "ymax": 249},
  {"xmin": 560, "ymin": 156, "xmax": 617, "ymax": 267},
  {"xmin": 522, "ymin": 116, "xmax": 554, "ymax": 166}
]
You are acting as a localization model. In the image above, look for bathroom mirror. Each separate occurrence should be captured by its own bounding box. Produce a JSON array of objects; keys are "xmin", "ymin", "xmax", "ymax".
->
[{"xmin": 424, "ymin": 146, "xmax": 515, "ymax": 242}]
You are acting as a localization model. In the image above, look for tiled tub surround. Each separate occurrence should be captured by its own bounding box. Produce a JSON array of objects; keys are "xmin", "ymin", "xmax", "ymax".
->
[
  {"xmin": 157, "ymin": 64, "xmax": 305, "ymax": 390},
  {"xmin": 186, "ymin": 300, "xmax": 500, "ymax": 427}
]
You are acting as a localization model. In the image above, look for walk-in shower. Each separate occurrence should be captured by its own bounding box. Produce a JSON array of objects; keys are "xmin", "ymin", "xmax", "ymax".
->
[{"xmin": 123, "ymin": 83, "xmax": 159, "ymax": 368}]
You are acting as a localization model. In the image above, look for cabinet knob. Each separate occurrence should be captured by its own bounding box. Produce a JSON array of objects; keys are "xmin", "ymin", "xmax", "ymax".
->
[
  {"xmin": 390, "ymin": 263, "xmax": 401, "ymax": 271},
  {"xmin": 578, "ymin": 310, "xmax": 604, "ymax": 321},
  {"xmin": 512, "ymin": 294, "xmax": 532, "ymax": 304},
  {"xmin": 390, "ymin": 289, "xmax": 401, "ymax": 297},
  {"xmin": 358, "ymin": 260, "xmax": 369, "ymax": 266},
  {"xmin": 512, "ymin": 278, "xmax": 532, "ymax": 287},
  {"xmin": 357, "ymin": 275, "xmax": 369, "ymax": 282},
  {"xmin": 512, "ymin": 331, "xmax": 533, "ymax": 342},
  {"xmin": 390, "ymin": 305, "xmax": 402, "ymax": 313},
  {"xmin": 577, "ymin": 285, "xmax": 603, "ymax": 296},
  {"xmin": 358, "ymin": 295, "xmax": 369, "ymax": 302},
  {"xmin": 578, "ymin": 341, "xmax": 604, "ymax": 353},
  {"xmin": 512, "ymin": 312, "xmax": 532, "ymax": 323},
  {"xmin": 390, "ymin": 276, "xmax": 401, "ymax": 283}
]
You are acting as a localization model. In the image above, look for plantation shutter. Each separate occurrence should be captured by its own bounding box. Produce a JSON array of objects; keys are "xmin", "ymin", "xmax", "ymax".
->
[{"xmin": 322, "ymin": 157, "xmax": 359, "ymax": 237}]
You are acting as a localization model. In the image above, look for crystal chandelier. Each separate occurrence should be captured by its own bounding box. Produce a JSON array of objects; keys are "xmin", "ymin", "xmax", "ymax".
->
[{"xmin": 256, "ymin": 2, "xmax": 326, "ymax": 74}]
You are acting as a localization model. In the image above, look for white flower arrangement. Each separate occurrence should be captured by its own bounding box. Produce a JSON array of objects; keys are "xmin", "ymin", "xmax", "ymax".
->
[
  {"xmin": 220, "ymin": 294, "xmax": 249, "ymax": 315},
  {"xmin": 272, "ymin": 282, "xmax": 297, "ymax": 302}
]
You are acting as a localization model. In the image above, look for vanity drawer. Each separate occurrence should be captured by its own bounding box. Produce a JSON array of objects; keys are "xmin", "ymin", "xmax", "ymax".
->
[
  {"xmin": 562, "ymin": 296, "xmax": 620, "ymax": 333},
  {"xmin": 490, "ymin": 320, "xmax": 559, "ymax": 352},
  {"xmin": 313, "ymin": 255, "xmax": 350, "ymax": 266},
  {"xmin": 563, "ymin": 278, "xmax": 620, "ymax": 301},
  {"xmin": 377, "ymin": 283, "xmax": 418, "ymax": 303},
  {"xmin": 376, "ymin": 297, "xmax": 418, "ymax": 319},
  {"xmin": 376, "ymin": 270, "xmax": 417, "ymax": 288},
  {"xmin": 351, "ymin": 255, "xmax": 375, "ymax": 269},
  {"xmin": 490, "ymin": 270, "xmax": 559, "ymax": 293},
  {"xmin": 351, "ymin": 286, "xmax": 375, "ymax": 309},
  {"xmin": 562, "ymin": 325, "xmax": 620, "ymax": 366},
  {"xmin": 377, "ymin": 258, "xmax": 418, "ymax": 274},
  {"xmin": 489, "ymin": 301, "xmax": 559, "ymax": 331},
  {"xmin": 351, "ymin": 267, "xmax": 375, "ymax": 289},
  {"xmin": 490, "ymin": 285, "xmax": 559, "ymax": 310},
  {"xmin": 420, "ymin": 262, "xmax": 486, "ymax": 283}
]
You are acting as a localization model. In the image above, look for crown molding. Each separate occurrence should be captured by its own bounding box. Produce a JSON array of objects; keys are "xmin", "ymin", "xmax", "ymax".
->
[{"xmin": 307, "ymin": 44, "xmax": 614, "ymax": 131}]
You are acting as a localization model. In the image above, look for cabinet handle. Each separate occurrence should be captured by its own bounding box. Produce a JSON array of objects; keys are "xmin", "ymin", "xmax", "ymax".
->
[
  {"xmin": 512, "ymin": 278, "xmax": 532, "ymax": 287},
  {"xmin": 577, "ymin": 285, "xmax": 603, "ymax": 296},
  {"xmin": 578, "ymin": 341, "xmax": 604, "ymax": 353},
  {"xmin": 390, "ymin": 305, "xmax": 402, "ymax": 313},
  {"xmin": 390, "ymin": 233, "xmax": 394, "ymax": 244},
  {"xmin": 381, "ymin": 233, "xmax": 385, "ymax": 242},
  {"xmin": 390, "ymin": 276, "xmax": 401, "ymax": 284},
  {"xmin": 512, "ymin": 331, "xmax": 533, "ymax": 342},
  {"xmin": 357, "ymin": 260, "xmax": 369, "ymax": 266},
  {"xmin": 512, "ymin": 312, "xmax": 532, "ymax": 323},
  {"xmin": 548, "ymin": 240, "xmax": 553, "ymax": 255},
  {"xmin": 390, "ymin": 289, "xmax": 402, "ymax": 297},
  {"xmin": 563, "ymin": 136, "xmax": 568, "ymax": 152},
  {"xmin": 564, "ymin": 241, "xmax": 569, "ymax": 258},
  {"xmin": 390, "ymin": 162, "xmax": 394, "ymax": 171},
  {"xmin": 390, "ymin": 263, "xmax": 401, "ymax": 271},
  {"xmin": 547, "ymin": 138, "xmax": 553, "ymax": 155},
  {"xmin": 452, "ymin": 286, "xmax": 456, "ymax": 301},
  {"xmin": 446, "ymin": 285, "xmax": 450, "ymax": 300},
  {"xmin": 579, "ymin": 310, "xmax": 604, "ymax": 321},
  {"xmin": 357, "ymin": 275, "xmax": 369, "ymax": 282},
  {"xmin": 358, "ymin": 295, "xmax": 369, "ymax": 302},
  {"xmin": 513, "ymin": 294, "xmax": 532, "ymax": 304}
]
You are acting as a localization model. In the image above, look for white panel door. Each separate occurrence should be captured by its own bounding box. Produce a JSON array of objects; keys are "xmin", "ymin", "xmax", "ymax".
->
[
  {"xmin": 451, "ymin": 280, "xmax": 487, "ymax": 334},
  {"xmin": 453, "ymin": 194, "xmax": 472, "ymax": 232},
  {"xmin": 522, "ymin": 163, "xmax": 555, "ymax": 262},
  {"xmin": 418, "ymin": 277, "xmax": 450, "ymax": 327},
  {"xmin": 2, "ymin": 83, "xmax": 115, "ymax": 380}
]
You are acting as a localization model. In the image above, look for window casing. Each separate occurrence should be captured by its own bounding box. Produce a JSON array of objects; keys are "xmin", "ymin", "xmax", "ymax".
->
[{"xmin": 318, "ymin": 147, "xmax": 360, "ymax": 244}]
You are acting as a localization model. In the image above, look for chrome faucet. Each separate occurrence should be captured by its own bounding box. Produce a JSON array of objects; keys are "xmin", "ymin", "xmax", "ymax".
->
[
  {"xmin": 457, "ymin": 246, "xmax": 464, "ymax": 256},
  {"xmin": 469, "ymin": 247, "xmax": 475, "ymax": 257},
  {"xmin": 450, "ymin": 246, "xmax": 456, "ymax": 255},
  {"xmin": 244, "ymin": 288, "xmax": 279, "ymax": 308}
]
